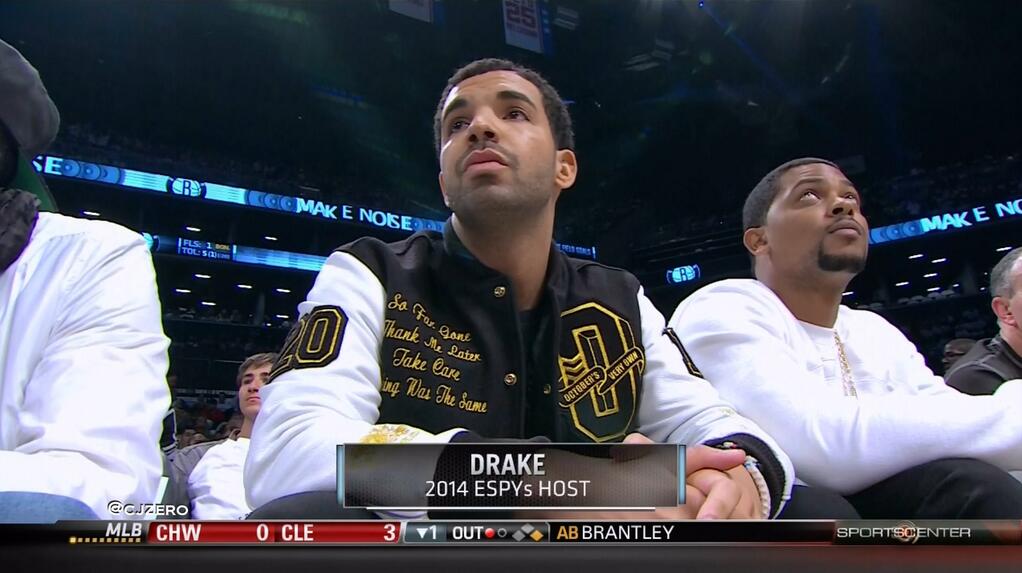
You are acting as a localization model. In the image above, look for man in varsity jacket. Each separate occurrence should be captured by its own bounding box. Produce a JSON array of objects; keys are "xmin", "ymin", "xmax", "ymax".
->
[{"xmin": 246, "ymin": 59, "xmax": 793, "ymax": 519}]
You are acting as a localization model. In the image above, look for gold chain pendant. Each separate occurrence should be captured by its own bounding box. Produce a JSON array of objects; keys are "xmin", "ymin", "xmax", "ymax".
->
[{"xmin": 833, "ymin": 331, "xmax": 858, "ymax": 398}]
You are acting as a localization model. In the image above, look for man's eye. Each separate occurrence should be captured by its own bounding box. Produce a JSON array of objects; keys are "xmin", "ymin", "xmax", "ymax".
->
[
  {"xmin": 506, "ymin": 109, "xmax": 528, "ymax": 120},
  {"xmin": 800, "ymin": 190, "xmax": 820, "ymax": 200},
  {"xmin": 449, "ymin": 119, "xmax": 468, "ymax": 133}
]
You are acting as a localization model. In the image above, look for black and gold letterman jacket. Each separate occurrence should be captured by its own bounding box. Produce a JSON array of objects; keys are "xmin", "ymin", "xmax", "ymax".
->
[{"xmin": 245, "ymin": 224, "xmax": 793, "ymax": 516}]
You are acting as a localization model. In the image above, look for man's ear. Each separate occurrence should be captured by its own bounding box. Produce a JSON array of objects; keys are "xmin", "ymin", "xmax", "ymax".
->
[
  {"xmin": 992, "ymin": 296, "xmax": 1016, "ymax": 327},
  {"xmin": 743, "ymin": 226, "xmax": 768, "ymax": 257},
  {"xmin": 554, "ymin": 149, "xmax": 578, "ymax": 191},
  {"xmin": 438, "ymin": 171, "xmax": 451, "ymax": 208}
]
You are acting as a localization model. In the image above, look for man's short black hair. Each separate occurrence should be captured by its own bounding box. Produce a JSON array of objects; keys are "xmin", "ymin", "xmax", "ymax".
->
[
  {"xmin": 990, "ymin": 246, "xmax": 1022, "ymax": 298},
  {"xmin": 432, "ymin": 58, "xmax": 574, "ymax": 156},
  {"xmin": 742, "ymin": 157, "xmax": 841, "ymax": 230}
]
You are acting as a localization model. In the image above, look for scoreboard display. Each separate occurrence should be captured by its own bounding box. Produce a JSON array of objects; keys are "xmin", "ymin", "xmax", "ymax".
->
[
  {"xmin": 175, "ymin": 239, "xmax": 233, "ymax": 261},
  {"xmin": 4, "ymin": 519, "xmax": 1018, "ymax": 547}
]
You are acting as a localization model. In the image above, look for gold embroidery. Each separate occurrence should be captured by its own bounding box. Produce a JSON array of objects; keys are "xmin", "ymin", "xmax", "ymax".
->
[
  {"xmin": 384, "ymin": 320, "xmax": 421, "ymax": 343},
  {"xmin": 597, "ymin": 347, "xmax": 645, "ymax": 395},
  {"xmin": 386, "ymin": 293, "xmax": 409, "ymax": 311},
  {"xmin": 557, "ymin": 302, "xmax": 643, "ymax": 442},
  {"xmin": 361, "ymin": 424, "xmax": 420, "ymax": 443},
  {"xmin": 558, "ymin": 365, "xmax": 606, "ymax": 408},
  {"xmin": 458, "ymin": 393, "xmax": 488, "ymax": 413},
  {"xmin": 448, "ymin": 344, "xmax": 482, "ymax": 363},
  {"xmin": 439, "ymin": 324, "xmax": 472, "ymax": 342},
  {"xmin": 425, "ymin": 337, "xmax": 444, "ymax": 353},
  {"xmin": 436, "ymin": 384, "xmax": 457, "ymax": 407},
  {"xmin": 431, "ymin": 357, "xmax": 462, "ymax": 382},
  {"xmin": 406, "ymin": 377, "xmax": 432, "ymax": 401},
  {"xmin": 392, "ymin": 348, "xmax": 428, "ymax": 371},
  {"xmin": 380, "ymin": 295, "xmax": 488, "ymax": 407},
  {"xmin": 381, "ymin": 378, "xmax": 402, "ymax": 398},
  {"xmin": 412, "ymin": 303, "xmax": 437, "ymax": 329}
]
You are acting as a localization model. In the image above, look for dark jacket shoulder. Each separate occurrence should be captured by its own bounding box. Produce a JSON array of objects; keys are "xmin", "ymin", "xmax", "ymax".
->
[
  {"xmin": 338, "ymin": 231, "xmax": 440, "ymax": 283},
  {"xmin": 945, "ymin": 336, "xmax": 1022, "ymax": 395}
]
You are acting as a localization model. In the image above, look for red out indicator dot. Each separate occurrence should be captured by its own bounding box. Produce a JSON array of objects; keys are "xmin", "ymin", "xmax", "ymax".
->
[{"xmin": 484, "ymin": 528, "xmax": 496, "ymax": 539}]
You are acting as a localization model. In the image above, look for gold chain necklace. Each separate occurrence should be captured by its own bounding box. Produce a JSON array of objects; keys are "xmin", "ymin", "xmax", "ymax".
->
[{"xmin": 833, "ymin": 331, "xmax": 858, "ymax": 398}]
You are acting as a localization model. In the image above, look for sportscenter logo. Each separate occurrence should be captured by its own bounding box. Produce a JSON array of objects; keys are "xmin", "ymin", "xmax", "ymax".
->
[{"xmin": 836, "ymin": 521, "xmax": 972, "ymax": 544}]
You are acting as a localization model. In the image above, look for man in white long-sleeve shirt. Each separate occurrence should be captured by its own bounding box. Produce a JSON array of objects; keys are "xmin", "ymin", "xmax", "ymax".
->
[
  {"xmin": 0, "ymin": 39, "xmax": 170, "ymax": 522},
  {"xmin": 669, "ymin": 157, "xmax": 1022, "ymax": 518},
  {"xmin": 181, "ymin": 353, "xmax": 275, "ymax": 519}
]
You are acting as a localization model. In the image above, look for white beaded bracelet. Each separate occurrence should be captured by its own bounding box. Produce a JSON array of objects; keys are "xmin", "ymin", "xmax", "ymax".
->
[{"xmin": 743, "ymin": 456, "xmax": 772, "ymax": 519}]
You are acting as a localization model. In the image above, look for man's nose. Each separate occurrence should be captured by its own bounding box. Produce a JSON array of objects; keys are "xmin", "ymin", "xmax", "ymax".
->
[
  {"xmin": 832, "ymin": 198, "xmax": 856, "ymax": 216},
  {"xmin": 467, "ymin": 111, "xmax": 498, "ymax": 143}
]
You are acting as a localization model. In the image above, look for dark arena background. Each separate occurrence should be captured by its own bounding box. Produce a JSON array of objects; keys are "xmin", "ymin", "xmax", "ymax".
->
[{"xmin": 2, "ymin": 0, "xmax": 1022, "ymax": 571}]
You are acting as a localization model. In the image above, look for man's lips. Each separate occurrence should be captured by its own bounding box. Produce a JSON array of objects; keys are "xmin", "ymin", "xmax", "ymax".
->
[
  {"xmin": 246, "ymin": 396, "xmax": 261, "ymax": 404},
  {"xmin": 827, "ymin": 219, "xmax": 864, "ymax": 237},
  {"xmin": 462, "ymin": 149, "xmax": 509, "ymax": 173}
]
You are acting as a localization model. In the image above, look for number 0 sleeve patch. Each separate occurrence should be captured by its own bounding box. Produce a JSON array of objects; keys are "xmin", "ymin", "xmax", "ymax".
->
[{"xmin": 269, "ymin": 305, "xmax": 347, "ymax": 382}]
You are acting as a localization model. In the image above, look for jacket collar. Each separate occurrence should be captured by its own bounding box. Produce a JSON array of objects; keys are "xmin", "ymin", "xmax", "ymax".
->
[
  {"xmin": 440, "ymin": 218, "xmax": 569, "ymax": 295},
  {"xmin": 441, "ymin": 218, "xmax": 477, "ymax": 262},
  {"xmin": 992, "ymin": 334, "xmax": 1022, "ymax": 365}
]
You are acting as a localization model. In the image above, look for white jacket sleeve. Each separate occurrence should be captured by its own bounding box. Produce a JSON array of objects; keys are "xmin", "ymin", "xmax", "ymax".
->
[
  {"xmin": 635, "ymin": 290, "xmax": 793, "ymax": 515},
  {"xmin": 670, "ymin": 282, "xmax": 1022, "ymax": 494},
  {"xmin": 244, "ymin": 252, "xmax": 465, "ymax": 510},
  {"xmin": 862, "ymin": 313, "xmax": 960, "ymax": 398},
  {"xmin": 0, "ymin": 226, "xmax": 169, "ymax": 518}
]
